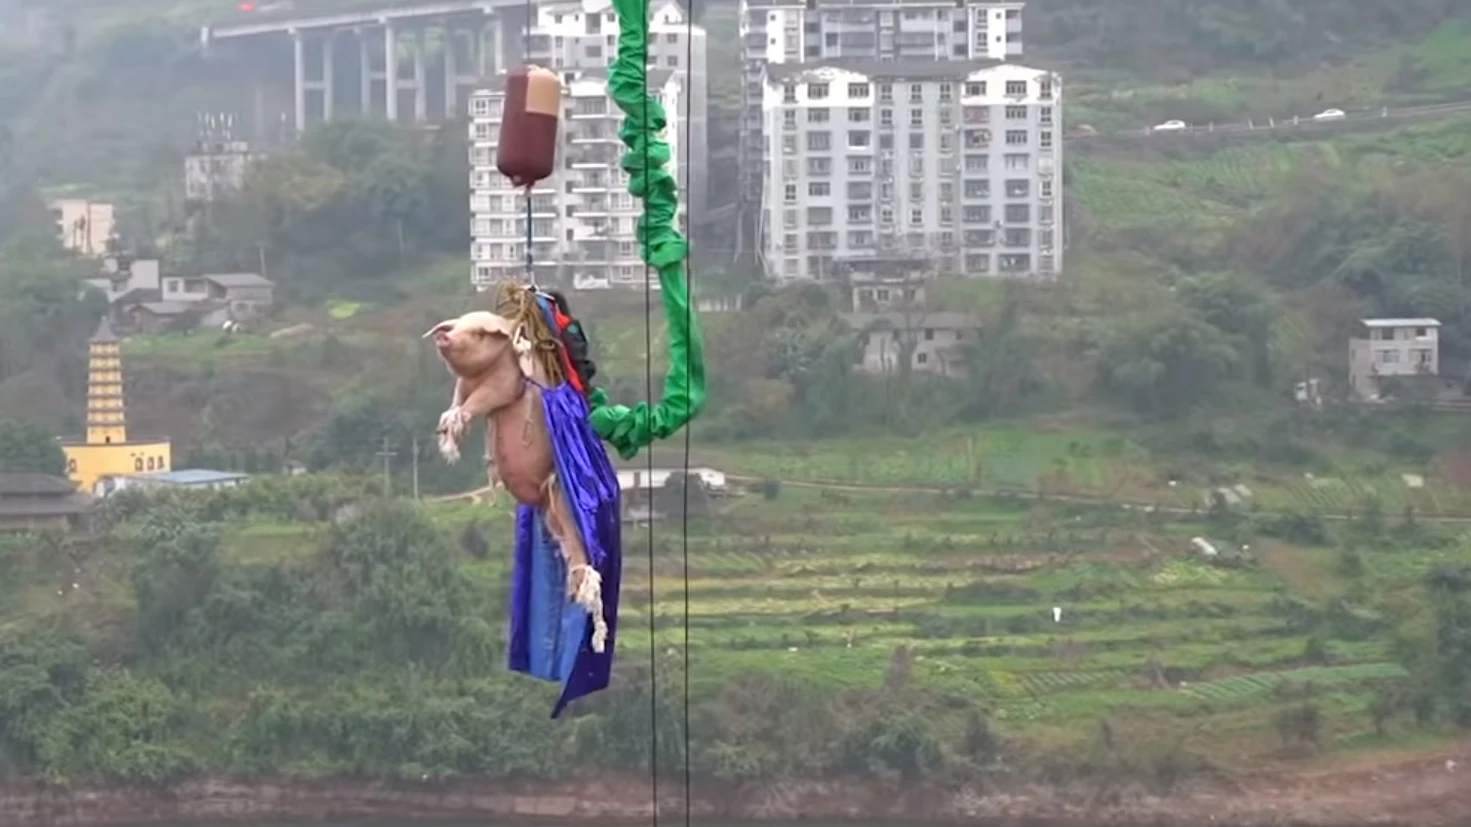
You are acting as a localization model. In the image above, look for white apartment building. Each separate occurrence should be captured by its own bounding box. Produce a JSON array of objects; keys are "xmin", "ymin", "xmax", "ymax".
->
[
  {"xmin": 759, "ymin": 60, "xmax": 1062, "ymax": 282},
  {"xmin": 523, "ymin": 0, "xmax": 708, "ymax": 213},
  {"xmin": 468, "ymin": 69, "xmax": 685, "ymax": 291},
  {"xmin": 737, "ymin": 0, "xmax": 1025, "ymax": 235}
]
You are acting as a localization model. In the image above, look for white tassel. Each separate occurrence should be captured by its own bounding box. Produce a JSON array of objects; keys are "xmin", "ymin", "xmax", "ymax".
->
[{"xmin": 569, "ymin": 564, "xmax": 608, "ymax": 653}]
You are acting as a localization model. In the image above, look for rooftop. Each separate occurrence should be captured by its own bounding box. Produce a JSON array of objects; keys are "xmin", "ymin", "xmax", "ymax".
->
[
  {"xmin": 203, "ymin": 272, "xmax": 273, "ymax": 289},
  {"xmin": 0, "ymin": 473, "xmax": 80, "ymax": 497},
  {"xmin": 1362, "ymin": 318, "xmax": 1441, "ymax": 328},
  {"xmin": 88, "ymin": 316, "xmax": 118, "ymax": 343},
  {"xmin": 126, "ymin": 469, "xmax": 252, "ymax": 486},
  {"xmin": 765, "ymin": 58, "xmax": 1004, "ymax": 82},
  {"xmin": 848, "ymin": 311, "xmax": 981, "ymax": 330}
]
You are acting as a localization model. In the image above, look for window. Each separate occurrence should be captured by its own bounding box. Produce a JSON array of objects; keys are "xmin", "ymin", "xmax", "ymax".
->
[
  {"xmin": 847, "ymin": 205, "xmax": 872, "ymax": 223},
  {"xmin": 807, "ymin": 131, "xmax": 831, "ymax": 151},
  {"xmin": 939, "ymin": 132, "xmax": 954, "ymax": 152},
  {"xmin": 940, "ymin": 205, "xmax": 954, "ymax": 224},
  {"xmin": 1005, "ymin": 80, "xmax": 1027, "ymax": 96},
  {"xmin": 964, "ymin": 81, "xmax": 986, "ymax": 97},
  {"xmin": 849, "ymin": 108, "xmax": 870, "ymax": 122},
  {"xmin": 965, "ymin": 253, "xmax": 991, "ymax": 272},
  {"xmin": 1416, "ymin": 326, "xmax": 1430, "ymax": 338},
  {"xmin": 808, "ymin": 107, "xmax": 830, "ymax": 123},
  {"xmin": 1004, "ymin": 203, "xmax": 1030, "ymax": 222},
  {"xmin": 782, "ymin": 232, "xmax": 798, "ymax": 250},
  {"xmin": 1004, "ymin": 153, "xmax": 1029, "ymax": 170},
  {"xmin": 808, "ymin": 181, "xmax": 831, "ymax": 197},
  {"xmin": 783, "ymin": 84, "xmax": 797, "ymax": 103},
  {"xmin": 879, "ymin": 108, "xmax": 893, "ymax": 127},
  {"xmin": 1039, "ymin": 229, "xmax": 1055, "ymax": 248},
  {"xmin": 908, "ymin": 132, "xmax": 924, "ymax": 150},
  {"xmin": 1040, "ymin": 180, "xmax": 1053, "ymax": 198},
  {"xmin": 879, "ymin": 134, "xmax": 894, "ymax": 149},
  {"xmin": 848, "ymin": 230, "xmax": 874, "ymax": 247},
  {"xmin": 808, "ymin": 82, "xmax": 830, "ymax": 99},
  {"xmin": 939, "ymin": 83, "xmax": 953, "ymax": 101},
  {"xmin": 586, "ymin": 44, "xmax": 603, "ymax": 58},
  {"xmin": 783, "ymin": 209, "xmax": 798, "ymax": 228},
  {"xmin": 784, "ymin": 183, "xmax": 798, "ymax": 203},
  {"xmin": 909, "ymin": 83, "xmax": 924, "ymax": 102},
  {"xmin": 964, "ymin": 179, "xmax": 990, "ymax": 198},
  {"xmin": 783, "ymin": 159, "xmax": 798, "ymax": 179},
  {"xmin": 878, "ymin": 83, "xmax": 893, "ymax": 102},
  {"xmin": 806, "ymin": 157, "xmax": 832, "ymax": 175},
  {"xmin": 847, "ymin": 181, "xmax": 873, "ymax": 199},
  {"xmin": 782, "ymin": 134, "xmax": 798, "ymax": 153},
  {"xmin": 469, "ymin": 97, "xmax": 492, "ymax": 117},
  {"xmin": 909, "ymin": 181, "xmax": 924, "ymax": 200},
  {"xmin": 848, "ymin": 156, "xmax": 872, "ymax": 174},
  {"xmin": 909, "ymin": 155, "xmax": 924, "ymax": 176},
  {"xmin": 1005, "ymin": 105, "xmax": 1028, "ymax": 120},
  {"xmin": 134, "ymin": 458, "xmax": 144, "ymax": 472},
  {"xmin": 939, "ymin": 107, "xmax": 954, "ymax": 127},
  {"xmin": 910, "ymin": 108, "xmax": 924, "ymax": 127},
  {"xmin": 964, "ymin": 154, "xmax": 988, "ymax": 172},
  {"xmin": 783, "ymin": 110, "xmax": 798, "ymax": 128},
  {"xmin": 1003, "ymin": 228, "xmax": 1031, "ymax": 246},
  {"xmin": 1040, "ymin": 79, "xmax": 1054, "ymax": 99},
  {"xmin": 1039, "ymin": 106, "xmax": 1053, "ymax": 125},
  {"xmin": 910, "ymin": 208, "xmax": 924, "ymax": 225},
  {"xmin": 1005, "ymin": 129, "xmax": 1028, "ymax": 145},
  {"xmin": 1005, "ymin": 179, "xmax": 1029, "ymax": 198},
  {"xmin": 1040, "ymin": 130, "xmax": 1053, "ymax": 149},
  {"xmin": 848, "ymin": 130, "xmax": 871, "ymax": 148},
  {"xmin": 471, "ymin": 121, "xmax": 494, "ymax": 140},
  {"xmin": 847, "ymin": 82, "xmax": 870, "ymax": 98},
  {"xmin": 916, "ymin": 352, "xmax": 928, "ymax": 366},
  {"xmin": 807, "ymin": 206, "xmax": 833, "ymax": 224},
  {"xmin": 940, "ymin": 182, "xmax": 954, "ymax": 201},
  {"xmin": 879, "ymin": 206, "xmax": 894, "ymax": 224}
]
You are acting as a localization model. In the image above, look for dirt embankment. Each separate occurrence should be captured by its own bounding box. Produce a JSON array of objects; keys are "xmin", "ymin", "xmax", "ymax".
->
[{"xmin": 1, "ymin": 749, "xmax": 1467, "ymax": 827}]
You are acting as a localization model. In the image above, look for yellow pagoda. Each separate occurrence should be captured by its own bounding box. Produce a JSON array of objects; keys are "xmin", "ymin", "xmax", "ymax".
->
[{"xmin": 62, "ymin": 318, "xmax": 172, "ymax": 493}]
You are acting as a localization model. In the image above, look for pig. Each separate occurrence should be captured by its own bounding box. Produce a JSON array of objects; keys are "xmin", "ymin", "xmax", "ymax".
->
[{"xmin": 424, "ymin": 310, "xmax": 607, "ymax": 650}]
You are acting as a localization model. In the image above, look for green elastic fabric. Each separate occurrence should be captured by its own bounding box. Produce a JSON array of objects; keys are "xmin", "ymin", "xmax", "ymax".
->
[{"xmin": 587, "ymin": 0, "xmax": 707, "ymax": 460}]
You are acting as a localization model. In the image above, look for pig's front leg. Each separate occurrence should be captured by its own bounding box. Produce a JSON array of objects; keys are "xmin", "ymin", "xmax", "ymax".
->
[{"xmin": 436, "ymin": 377, "xmax": 470, "ymax": 463}]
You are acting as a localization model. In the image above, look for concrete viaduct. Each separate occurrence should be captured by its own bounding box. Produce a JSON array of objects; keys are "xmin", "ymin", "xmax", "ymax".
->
[{"xmin": 200, "ymin": 1, "xmax": 537, "ymax": 131}]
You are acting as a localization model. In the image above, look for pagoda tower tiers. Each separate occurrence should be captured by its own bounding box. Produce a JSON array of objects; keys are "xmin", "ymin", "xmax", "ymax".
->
[{"xmin": 62, "ymin": 318, "xmax": 172, "ymax": 493}]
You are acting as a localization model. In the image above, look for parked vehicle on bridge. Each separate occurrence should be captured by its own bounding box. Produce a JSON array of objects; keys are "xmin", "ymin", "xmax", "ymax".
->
[
  {"xmin": 1152, "ymin": 119, "xmax": 1188, "ymax": 132},
  {"xmin": 1313, "ymin": 108, "xmax": 1346, "ymax": 121}
]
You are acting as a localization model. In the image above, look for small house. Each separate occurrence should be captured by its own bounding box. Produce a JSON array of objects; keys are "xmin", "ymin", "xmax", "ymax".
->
[{"xmin": 0, "ymin": 473, "xmax": 93, "ymax": 532}]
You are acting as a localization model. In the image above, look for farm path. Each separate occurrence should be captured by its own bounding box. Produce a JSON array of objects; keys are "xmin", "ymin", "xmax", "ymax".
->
[{"xmin": 430, "ymin": 476, "xmax": 1471, "ymax": 524}]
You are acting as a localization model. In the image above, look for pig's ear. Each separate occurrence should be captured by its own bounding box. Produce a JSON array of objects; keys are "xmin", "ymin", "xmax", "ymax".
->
[
  {"xmin": 422, "ymin": 319, "xmax": 456, "ymax": 339},
  {"xmin": 470, "ymin": 314, "xmax": 515, "ymax": 339}
]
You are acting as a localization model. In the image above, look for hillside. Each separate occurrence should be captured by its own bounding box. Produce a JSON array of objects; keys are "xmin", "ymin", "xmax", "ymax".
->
[{"xmin": 1, "ymin": 0, "xmax": 1471, "ymax": 805}]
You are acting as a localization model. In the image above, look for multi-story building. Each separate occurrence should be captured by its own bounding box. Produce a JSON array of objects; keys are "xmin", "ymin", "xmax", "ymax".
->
[
  {"xmin": 468, "ymin": 69, "xmax": 685, "ymax": 291},
  {"xmin": 525, "ymin": 0, "xmax": 708, "ymax": 214},
  {"xmin": 759, "ymin": 59, "xmax": 1061, "ymax": 282},
  {"xmin": 1348, "ymin": 318, "xmax": 1441, "ymax": 401},
  {"xmin": 737, "ymin": 0, "xmax": 1025, "ymax": 248}
]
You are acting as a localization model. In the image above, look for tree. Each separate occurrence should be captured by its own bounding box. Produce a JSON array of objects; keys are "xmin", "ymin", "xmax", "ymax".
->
[
  {"xmin": 1096, "ymin": 302, "xmax": 1240, "ymax": 418},
  {"xmin": 0, "ymin": 420, "xmax": 66, "ymax": 475}
]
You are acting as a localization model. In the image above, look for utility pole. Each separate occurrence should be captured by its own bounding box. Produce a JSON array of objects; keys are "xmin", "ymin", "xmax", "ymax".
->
[
  {"xmin": 411, "ymin": 438, "xmax": 421, "ymax": 500},
  {"xmin": 375, "ymin": 436, "xmax": 397, "ymax": 496}
]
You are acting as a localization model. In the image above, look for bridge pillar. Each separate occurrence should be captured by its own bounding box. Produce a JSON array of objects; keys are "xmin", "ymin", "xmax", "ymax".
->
[
  {"xmin": 358, "ymin": 28, "xmax": 372, "ymax": 115},
  {"xmin": 444, "ymin": 27, "xmax": 458, "ymax": 118},
  {"xmin": 384, "ymin": 23, "xmax": 398, "ymax": 120},
  {"xmin": 411, "ymin": 28, "xmax": 427, "ymax": 122},
  {"xmin": 322, "ymin": 34, "xmax": 336, "ymax": 121},
  {"xmin": 292, "ymin": 30, "xmax": 306, "ymax": 131}
]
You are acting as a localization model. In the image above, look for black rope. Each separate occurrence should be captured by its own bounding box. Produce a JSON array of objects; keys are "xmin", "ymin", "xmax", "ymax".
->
[
  {"xmin": 638, "ymin": 3, "xmax": 660, "ymax": 825},
  {"xmin": 678, "ymin": 3, "xmax": 695, "ymax": 826},
  {"xmin": 522, "ymin": 0, "xmax": 534, "ymax": 284}
]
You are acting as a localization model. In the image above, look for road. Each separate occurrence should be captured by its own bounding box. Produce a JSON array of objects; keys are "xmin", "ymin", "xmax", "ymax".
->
[
  {"xmin": 429, "ymin": 474, "xmax": 1471, "ymax": 525},
  {"xmin": 1072, "ymin": 99, "xmax": 1471, "ymax": 140}
]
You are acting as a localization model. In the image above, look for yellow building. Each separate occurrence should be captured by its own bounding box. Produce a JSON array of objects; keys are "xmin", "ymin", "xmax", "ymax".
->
[{"xmin": 62, "ymin": 318, "xmax": 172, "ymax": 494}]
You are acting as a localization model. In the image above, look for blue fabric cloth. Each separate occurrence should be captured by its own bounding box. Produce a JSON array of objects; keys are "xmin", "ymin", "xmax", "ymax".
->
[{"xmin": 506, "ymin": 376, "xmax": 623, "ymax": 718}]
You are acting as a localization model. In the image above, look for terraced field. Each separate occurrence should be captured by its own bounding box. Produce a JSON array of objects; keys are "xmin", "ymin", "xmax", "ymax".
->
[{"xmin": 420, "ymin": 479, "xmax": 1463, "ymax": 739}]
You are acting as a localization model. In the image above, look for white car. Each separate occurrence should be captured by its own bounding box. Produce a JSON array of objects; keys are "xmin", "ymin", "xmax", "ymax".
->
[
  {"xmin": 1312, "ymin": 108, "xmax": 1346, "ymax": 121},
  {"xmin": 1152, "ymin": 120, "xmax": 1188, "ymax": 132}
]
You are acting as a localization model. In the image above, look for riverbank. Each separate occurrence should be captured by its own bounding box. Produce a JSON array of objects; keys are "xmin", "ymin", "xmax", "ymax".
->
[{"xmin": 2, "ymin": 748, "xmax": 1467, "ymax": 827}]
